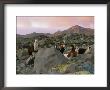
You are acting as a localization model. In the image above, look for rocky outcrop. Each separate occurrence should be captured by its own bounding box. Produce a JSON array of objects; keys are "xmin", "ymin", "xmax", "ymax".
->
[
  {"xmin": 16, "ymin": 45, "xmax": 94, "ymax": 74},
  {"xmin": 33, "ymin": 47, "xmax": 68, "ymax": 74}
]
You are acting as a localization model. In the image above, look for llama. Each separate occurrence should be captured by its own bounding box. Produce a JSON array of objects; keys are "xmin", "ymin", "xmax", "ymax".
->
[
  {"xmin": 84, "ymin": 46, "xmax": 91, "ymax": 54},
  {"xmin": 63, "ymin": 45, "xmax": 92, "ymax": 59},
  {"xmin": 75, "ymin": 46, "xmax": 79, "ymax": 54},
  {"xmin": 28, "ymin": 44, "xmax": 34, "ymax": 55},
  {"xmin": 34, "ymin": 39, "xmax": 38, "ymax": 52},
  {"xmin": 78, "ymin": 48, "xmax": 86, "ymax": 54},
  {"xmin": 26, "ymin": 39, "xmax": 38, "ymax": 65},
  {"xmin": 75, "ymin": 46, "xmax": 91, "ymax": 54},
  {"xmin": 67, "ymin": 45, "xmax": 77, "ymax": 58}
]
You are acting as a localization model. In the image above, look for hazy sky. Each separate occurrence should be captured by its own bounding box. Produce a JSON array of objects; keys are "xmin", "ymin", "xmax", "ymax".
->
[{"xmin": 17, "ymin": 16, "xmax": 94, "ymax": 35}]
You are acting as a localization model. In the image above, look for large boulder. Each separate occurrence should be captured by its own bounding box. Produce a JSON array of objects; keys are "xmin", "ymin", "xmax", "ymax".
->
[{"xmin": 33, "ymin": 47, "xmax": 68, "ymax": 74}]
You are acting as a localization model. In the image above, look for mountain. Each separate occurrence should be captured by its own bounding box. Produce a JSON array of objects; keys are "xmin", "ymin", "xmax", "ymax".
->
[
  {"xmin": 17, "ymin": 32, "xmax": 51, "ymax": 38},
  {"xmin": 17, "ymin": 25, "xmax": 94, "ymax": 38},
  {"xmin": 16, "ymin": 34, "xmax": 25, "ymax": 38},
  {"xmin": 53, "ymin": 25, "xmax": 94, "ymax": 36}
]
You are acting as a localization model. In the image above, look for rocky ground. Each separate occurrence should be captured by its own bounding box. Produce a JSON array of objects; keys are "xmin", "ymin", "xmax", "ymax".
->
[{"xmin": 16, "ymin": 45, "xmax": 94, "ymax": 74}]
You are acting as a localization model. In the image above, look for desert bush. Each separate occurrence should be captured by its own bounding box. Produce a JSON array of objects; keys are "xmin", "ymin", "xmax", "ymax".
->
[{"xmin": 16, "ymin": 48, "xmax": 28, "ymax": 60}]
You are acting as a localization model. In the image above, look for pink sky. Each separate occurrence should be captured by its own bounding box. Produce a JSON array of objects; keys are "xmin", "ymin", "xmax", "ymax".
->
[{"xmin": 17, "ymin": 16, "xmax": 94, "ymax": 35}]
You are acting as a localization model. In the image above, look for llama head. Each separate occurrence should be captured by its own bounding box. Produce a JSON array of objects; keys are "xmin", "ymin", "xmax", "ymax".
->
[
  {"xmin": 75, "ymin": 46, "xmax": 79, "ymax": 52},
  {"xmin": 89, "ymin": 46, "xmax": 91, "ymax": 49},
  {"xmin": 35, "ymin": 39, "xmax": 38, "ymax": 43},
  {"xmin": 87, "ymin": 46, "xmax": 91, "ymax": 50}
]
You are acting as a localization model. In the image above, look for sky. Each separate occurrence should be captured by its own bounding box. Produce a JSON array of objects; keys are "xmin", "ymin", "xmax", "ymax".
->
[{"xmin": 17, "ymin": 16, "xmax": 94, "ymax": 35}]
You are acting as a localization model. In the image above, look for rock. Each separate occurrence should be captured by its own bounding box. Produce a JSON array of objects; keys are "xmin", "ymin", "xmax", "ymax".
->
[
  {"xmin": 51, "ymin": 63, "xmax": 69, "ymax": 74},
  {"xmin": 64, "ymin": 63, "xmax": 76, "ymax": 73},
  {"xmin": 74, "ymin": 70, "xmax": 91, "ymax": 74},
  {"xmin": 33, "ymin": 47, "xmax": 68, "ymax": 74},
  {"xmin": 25, "ymin": 55, "xmax": 35, "ymax": 65},
  {"xmin": 20, "ymin": 63, "xmax": 25, "ymax": 68},
  {"xmin": 82, "ymin": 61, "xmax": 94, "ymax": 74},
  {"xmin": 21, "ymin": 55, "xmax": 29, "ymax": 60}
]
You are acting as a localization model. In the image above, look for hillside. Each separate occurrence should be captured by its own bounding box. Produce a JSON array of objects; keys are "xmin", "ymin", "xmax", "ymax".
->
[
  {"xmin": 53, "ymin": 25, "xmax": 94, "ymax": 36},
  {"xmin": 16, "ymin": 25, "xmax": 94, "ymax": 74}
]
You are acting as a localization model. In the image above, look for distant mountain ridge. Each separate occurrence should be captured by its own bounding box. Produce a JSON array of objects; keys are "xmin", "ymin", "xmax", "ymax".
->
[
  {"xmin": 17, "ymin": 25, "xmax": 94, "ymax": 38},
  {"xmin": 53, "ymin": 25, "xmax": 94, "ymax": 36},
  {"xmin": 17, "ymin": 32, "xmax": 51, "ymax": 38}
]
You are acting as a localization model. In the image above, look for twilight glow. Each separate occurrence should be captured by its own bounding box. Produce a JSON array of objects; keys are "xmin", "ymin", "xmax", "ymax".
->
[{"xmin": 17, "ymin": 16, "xmax": 94, "ymax": 35}]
